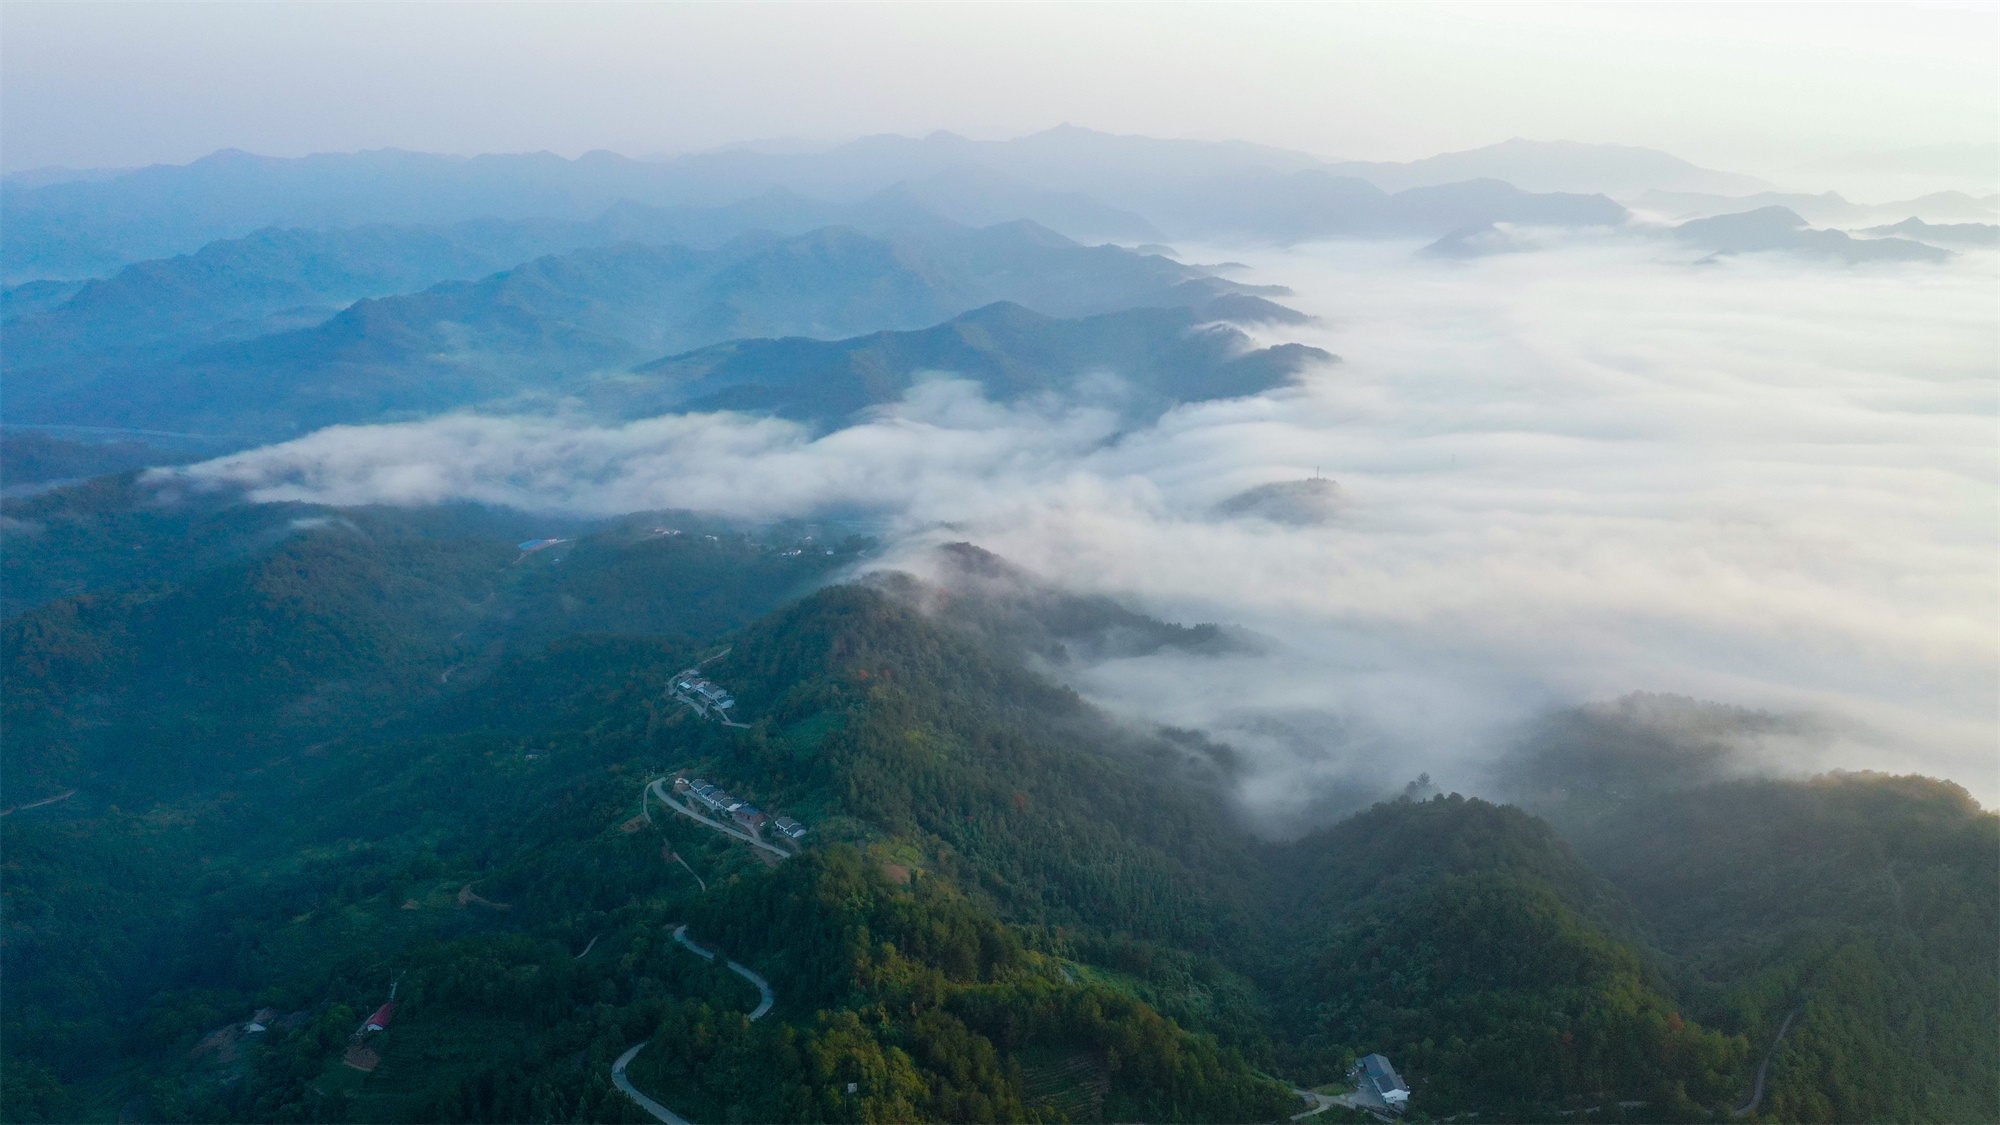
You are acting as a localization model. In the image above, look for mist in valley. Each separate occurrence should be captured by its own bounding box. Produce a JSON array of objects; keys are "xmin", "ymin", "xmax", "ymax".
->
[{"xmin": 156, "ymin": 236, "xmax": 2000, "ymax": 822}]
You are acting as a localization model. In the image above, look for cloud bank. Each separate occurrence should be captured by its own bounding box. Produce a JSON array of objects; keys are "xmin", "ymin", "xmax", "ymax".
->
[{"xmin": 165, "ymin": 240, "xmax": 2000, "ymax": 819}]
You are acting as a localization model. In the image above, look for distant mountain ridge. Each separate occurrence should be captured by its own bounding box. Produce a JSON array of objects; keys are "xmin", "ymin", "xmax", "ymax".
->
[
  {"xmin": 1421, "ymin": 205, "xmax": 1965, "ymax": 263},
  {"xmin": 1322, "ymin": 137, "xmax": 1771, "ymax": 196},
  {"xmin": 1633, "ymin": 187, "xmax": 2000, "ymax": 226},
  {"xmin": 1672, "ymin": 206, "xmax": 1950, "ymax": 264},
  {"xmin": 0, "ymin": 143, "xmax": 1157, "ymax": 282},
  {"xmin": 5, "ymin": 127, "xmax": 1695, "ymax": 279},
  {"xmin": 1857, "ymin": 217, "xmax": 1999, "ymax": 246},
  {"xmin": 848, "ymin": 162, "xmax": 1161, "ymax": 243}
]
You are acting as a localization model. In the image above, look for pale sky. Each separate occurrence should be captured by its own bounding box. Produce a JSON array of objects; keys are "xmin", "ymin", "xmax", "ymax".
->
[{"xmin": 2, "ymin": 1, "xmax": 1995, "ymax": 178}]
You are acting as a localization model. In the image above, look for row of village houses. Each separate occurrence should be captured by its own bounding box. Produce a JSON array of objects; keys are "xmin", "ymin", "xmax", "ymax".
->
[{"xmin": 676, "ymin": 776, "xmax": 808, "ymax": 841}]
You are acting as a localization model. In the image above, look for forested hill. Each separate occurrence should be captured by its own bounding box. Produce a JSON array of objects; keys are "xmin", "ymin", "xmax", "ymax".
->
[
  {"xmin": 1267, "ymin": 797, "xmax": 1744, "ymax": 1119},
  {"xmin": 1, "ymin": 533, "xmax": 1298, "ymax": 1123},
  {"xmin": 0, "ymin": 502, "xmax": 865, "ymax": 802},
  {"xmin": 1556, "ymin": 773, "xmax": 1999, "ymax": 1123},
  {"xmin": 1499, "ymin": 694, "xmax": 2000, "ymax": 1124},
  {"xmin": 2, "ymin": 502, "xmax": 1992, "ymax": 1123}
]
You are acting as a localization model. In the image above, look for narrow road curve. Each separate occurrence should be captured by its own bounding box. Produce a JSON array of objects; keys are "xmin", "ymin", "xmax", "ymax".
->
[
  {"xmin": 1294, "ymin": 1087, "xmax": 1391, "ymax": 1124},
  {"xmin": 672, "ymin": 925, "xmax": 775, "ymax": 1021},
  {"xmin": 1289, "ymin": 1086, "xmax": 1336, "ymax": 1121},
  {"xmin": 669, "ymin": 851, "xmax": 707, "ymax": 891},
  {"xmin": 611, "ymin": 925, "xmax": 777, "ymax": 1122},
  {"xmin": 645, "ymin": 778, "xmax": 791, "ymax": 860},
  {"xmin": 1732, "ymin": 1008, "xmax": 1802, "ymax": 1117},
  {"xmin": 613, "ymin": 1041, "xmax": 692, "ymax": 1125}
]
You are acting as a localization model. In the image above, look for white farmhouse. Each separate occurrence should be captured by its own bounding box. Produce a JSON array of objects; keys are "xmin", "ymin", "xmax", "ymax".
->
[{"xmin": 1359, "ymin": 1053, "xmax": 1410, "ymax": 1109}]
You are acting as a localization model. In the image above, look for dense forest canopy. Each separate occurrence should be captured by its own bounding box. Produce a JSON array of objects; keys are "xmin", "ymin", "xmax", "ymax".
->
[{"xmin": 2, "ymin": 487, "xmax": 1993, "ymax": 1124}]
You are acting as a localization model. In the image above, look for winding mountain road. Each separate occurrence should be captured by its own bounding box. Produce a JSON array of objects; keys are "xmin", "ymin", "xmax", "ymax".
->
[
  {"xmin": 610, "ymin": 919, "xmax": 776, "ymax": 1121},
  {"xmin": 672, "ymin": 925, "xmax": 775, "ymax": 1020},
  {"xmin": 1732, "ymin": 1008, "xmax": 1801, "ymax": 1117},
  {"xmin": 613, "ymin": 1041, "xmax": 692, "ymax": 1125}
]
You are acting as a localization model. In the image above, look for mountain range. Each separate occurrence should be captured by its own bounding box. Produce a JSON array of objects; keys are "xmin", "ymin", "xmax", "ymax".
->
[
  {"xmin": 18, "ymin": 127, "xmax": 1992, "ymax": 289},
  {"xmin": 4, "ymin": 128, "xmax": 1748, "ymax": 281},
  {"xmin": 5, "ymin": 219, "xmax": 1307, "ymax": 440},
  {"xmin": 1321, "ymin": 137, "xmax": 1771, "ymax": 196},
  {"xmin": 0, "ymin": 141, "xmax": 1162, "ymax": 283}
]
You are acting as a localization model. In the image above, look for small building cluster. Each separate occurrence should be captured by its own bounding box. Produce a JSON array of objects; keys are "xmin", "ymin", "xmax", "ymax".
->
[
  {"xmin": 666, "ymin": 654, "xmax": 748, "ymax": 727},
  {"xmin": 684, "ymin": 778, "xmax": 763, "ymax": 828},
  {"xmin": 675, "ymin": 776, "xmax": 808, "ymax": 842},
  {"xmin": 672, "ymin": 673, "xmax": 736, "ymax": 714}
]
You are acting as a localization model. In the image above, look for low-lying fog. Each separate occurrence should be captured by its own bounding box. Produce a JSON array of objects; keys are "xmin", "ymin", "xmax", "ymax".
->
[{"xmin": 173, "ymin": 238, "xmax": 2000, "ymax": 823}]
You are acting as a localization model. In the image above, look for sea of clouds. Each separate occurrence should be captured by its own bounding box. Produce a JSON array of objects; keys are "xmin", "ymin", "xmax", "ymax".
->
[{"xmin": 169, "ymin": 238, "xmax": 2000, "ymax": 822}]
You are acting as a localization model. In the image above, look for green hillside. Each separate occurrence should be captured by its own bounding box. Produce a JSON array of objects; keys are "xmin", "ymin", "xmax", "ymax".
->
[
  {"xmin": 2, "ymin": 505, "xmax": 1991, "ymax": 1123},
  {"xmin": 2, "ymin": 550, "xmax": 1296, "ymax": 1123},
  {"xmin": 1561, "ymin": 774, "xmax": 1999, "ymax": 1123},
  {"xmin": 0, "ymin": 432, "xmax": 211, "ymax": 488},
  {"xmin": 1270, "ymin": 797, "xmax": 1745, "ymax": 1118},
  {"xmin": 0, "ymin": 502, "xmax": 860, "ymax": 801}
]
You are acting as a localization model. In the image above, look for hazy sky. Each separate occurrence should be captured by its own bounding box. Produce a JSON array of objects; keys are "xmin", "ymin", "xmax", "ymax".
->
[{"xmin": 3, "ymin": 2, "xmax": 1994, "ymax": 177}]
